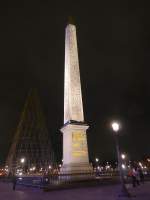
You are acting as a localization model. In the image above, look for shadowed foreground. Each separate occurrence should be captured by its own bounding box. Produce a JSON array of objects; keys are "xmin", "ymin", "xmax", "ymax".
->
[{"xmin": 0, "ymin": 181, "xmax": 150, "ymax": 200}]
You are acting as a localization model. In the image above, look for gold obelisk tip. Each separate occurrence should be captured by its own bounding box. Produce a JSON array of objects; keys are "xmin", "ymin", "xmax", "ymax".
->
[{"xmin": 68, "ymin": 16, "xmax": 75, "ymax": 25}]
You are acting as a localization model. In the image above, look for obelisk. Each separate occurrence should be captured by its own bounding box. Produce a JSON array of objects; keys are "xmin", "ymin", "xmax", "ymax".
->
[{"xmin": 60, "ymin": 19, "xmax": 93, "ymax": 176}]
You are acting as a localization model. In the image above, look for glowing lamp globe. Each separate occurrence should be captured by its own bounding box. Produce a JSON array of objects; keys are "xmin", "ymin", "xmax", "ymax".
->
[
  {"xmin": 121, "ymin": 154, "xmax": 126, "ymax": 160},
  {"xmin": 20, "ymin": 158, "xmax": 25, "ymax": 163},
  {"xmin": 112, "ymin": 122, "xmax": 120, "ymax": 132}
]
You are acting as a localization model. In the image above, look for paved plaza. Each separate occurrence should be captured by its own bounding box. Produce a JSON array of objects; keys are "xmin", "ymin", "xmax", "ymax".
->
[{"xmin": 0, "ymin": 181, "xmax": 150, "ymax": 200}]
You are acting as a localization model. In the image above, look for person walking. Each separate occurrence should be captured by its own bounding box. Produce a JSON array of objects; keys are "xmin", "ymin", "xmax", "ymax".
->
[
  {"xmin": 131, "ymin": 168, "xmax": 137, "ymax": 187},
  {"xmin": 12, "ymin": 175, "xmax": 17, "ymax": 191},
  {"xmin": 138, "ymin": 167, "xmax": 144, "ymax": 184},
  {"xmin": 135, "ymin": 168, "xmax": 140, "ymax": 186}
]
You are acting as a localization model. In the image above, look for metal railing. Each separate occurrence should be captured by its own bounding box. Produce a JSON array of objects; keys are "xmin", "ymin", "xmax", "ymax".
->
[{"xmin": 1, "ymin": 170, "xmax": 150, "ymax": 190}]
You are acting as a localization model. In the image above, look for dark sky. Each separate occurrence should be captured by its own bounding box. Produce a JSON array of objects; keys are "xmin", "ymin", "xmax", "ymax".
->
[{"xmin": 0, "ymin": 1, "xmax": 150, "ymax": 164}]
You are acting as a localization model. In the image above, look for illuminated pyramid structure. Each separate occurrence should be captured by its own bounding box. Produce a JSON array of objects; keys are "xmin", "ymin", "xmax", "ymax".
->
[{"xmin": 6, "ymin": 89, "xmax": 55, "ymax": 173}]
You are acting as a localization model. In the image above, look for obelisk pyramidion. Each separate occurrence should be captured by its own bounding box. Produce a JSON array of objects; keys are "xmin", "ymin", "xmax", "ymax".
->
[{"xmin": 60, "ymin": 19, "xmax": 93, "ymax": 176}]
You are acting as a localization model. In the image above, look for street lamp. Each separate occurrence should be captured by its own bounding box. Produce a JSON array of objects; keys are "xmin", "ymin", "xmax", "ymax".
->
[
  {"xmin": 20, "ymin": 158, "xmax": 25, "ymax": 164},
  {"xmin": 111, "ymin": 121, "xmax": 130, "ymax": 197},
  {"xmin": 49, "ymin": 165, "xmax": 52, "ymax": 169},
  {"xmin": 121, "ymin": 154, "xmax": 126, "ymax": 160},
  {"xmin": 20, "ymin": 157, "xmax": 25, "ymax": 173},
  {"xmin": 95, "ymin": 158, "xmax": 99, "ymax": 175},
  {"xmin": 112, "ymin": 122, "xmax": 120, "ymax": 132},
  {"xmin": 121, "ymin": 164, "xmax": 126, "ymax": 170},
  {"xmin": 59, "ymin": 164, "xmax": 62, "ymax": 168}
]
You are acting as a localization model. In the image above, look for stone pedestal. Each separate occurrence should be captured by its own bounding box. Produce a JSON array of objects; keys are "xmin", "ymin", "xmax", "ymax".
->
[{"xmin": 60, "ymin": 122, "xmax": 93, "ymax": 178}]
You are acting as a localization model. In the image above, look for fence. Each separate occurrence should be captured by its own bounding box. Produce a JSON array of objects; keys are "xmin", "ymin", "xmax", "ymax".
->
[
  {"xmin": 1, "ymin": 170, "xmax": 150, "ymax": 190},
  {"xmin": 15, "ymin": 171, "xmax": 120, "ymax": 188}
]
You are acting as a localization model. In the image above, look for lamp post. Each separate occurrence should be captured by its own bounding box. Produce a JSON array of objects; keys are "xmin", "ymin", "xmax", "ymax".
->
[
  {"xmin": 20, "ymin": 157, "xmax": 25, "ymax": 174},
  {"xmin": 111, "ymin": 122, "xmax": 130, "ymax": 197},
  {"xmin": 121, "ymin": 154, "xmax": 126, "ymax": 160},
  {"xmin": 20, "ymin": 158, "xmax": 25, "ymax": 164},
  {"xmin": 95, "ymin": 158, "xmax": 99, "ymax": 176}
]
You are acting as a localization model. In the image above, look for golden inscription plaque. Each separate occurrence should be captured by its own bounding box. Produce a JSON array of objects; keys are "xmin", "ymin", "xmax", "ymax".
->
[{"xmin": 72, "ymin": 132, "xmax": 87, "ymax": 157}]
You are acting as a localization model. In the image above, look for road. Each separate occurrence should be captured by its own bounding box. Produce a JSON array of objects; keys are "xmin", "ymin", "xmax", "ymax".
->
[{"xmin": 0, "ymin": 181, "xmax": 150, "ymax": 200}]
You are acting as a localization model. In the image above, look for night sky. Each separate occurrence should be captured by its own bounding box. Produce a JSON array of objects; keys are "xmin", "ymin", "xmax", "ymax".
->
[{"xmin": 0, "ymin": 1, "xmax": 150, "ymax": 164}]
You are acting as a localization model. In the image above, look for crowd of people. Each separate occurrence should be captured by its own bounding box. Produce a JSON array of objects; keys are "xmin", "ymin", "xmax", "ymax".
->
[{"xmin": 128, "ymin": 167, "xmax": 144, "ymax": 187}]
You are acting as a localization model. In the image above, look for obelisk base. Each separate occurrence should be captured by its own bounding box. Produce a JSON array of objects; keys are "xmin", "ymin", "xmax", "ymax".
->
[
  {"xmin": 60, "ymin": 163, "xmax": 94, "ymax": 181},
  {"xmin": 60, "ymin": 163, "xmax": 93, "ymax": 174},
  {"xmin": 60, "ymin": 122, "xmax": 94, "ymax": 180}
]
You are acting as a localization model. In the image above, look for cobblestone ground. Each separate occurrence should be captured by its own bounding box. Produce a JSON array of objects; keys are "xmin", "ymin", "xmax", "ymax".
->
[{"xmin": 0, "ymin": 181, "xmax": 149, "ymax": 200}]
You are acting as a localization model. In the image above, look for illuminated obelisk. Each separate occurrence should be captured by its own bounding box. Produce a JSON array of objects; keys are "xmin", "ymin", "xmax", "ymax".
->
[{"xmin": 60, "ymin": 19, "xmax": 93, "ymax": 175}]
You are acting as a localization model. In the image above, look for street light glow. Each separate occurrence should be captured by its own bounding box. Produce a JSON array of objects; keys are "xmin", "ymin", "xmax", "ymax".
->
[
  {"xmin": 20, "ymin": 158, "xmax": 25, "ymax": 163},
  {"xmin": 147, "ymin": 158, "xmax": 150, "ymax": 162},
  {"xmin": 19, "ymin": 172, "xmax": 23, "ymax": 176},
  {"xmin": 122, "ymin": 164, "xmax": 126, "ymax": 169},
  {"xmin": 111, "ymin": 120, "xmax": 130, "ymax": 196},
  {"xmin": 111, "ymin": 122, "xmax": 120, "ymax": 132},
  {"xmin": 121, "ymin": 154, "xmax": 126, "ymax": 160},
  {"xmin": 95, "ymin": 158, "xmax": 99, "ymax": 162}
]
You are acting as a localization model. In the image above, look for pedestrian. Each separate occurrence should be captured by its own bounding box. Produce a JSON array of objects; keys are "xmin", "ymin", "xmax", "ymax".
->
[
  {"xmin": 135, "ymin": 168, "xmax": 140, "ymax": 186},
  {"xmin": 131, "ymin": 168, "xmax": 137, "ymax": 187},
  {"xmin": 12, "ymin": 175, "xmax": 17, "ymax": 190},
  {"xmin": 138, "ymin": 167, "xmax": 144, "ymax": 184}
]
